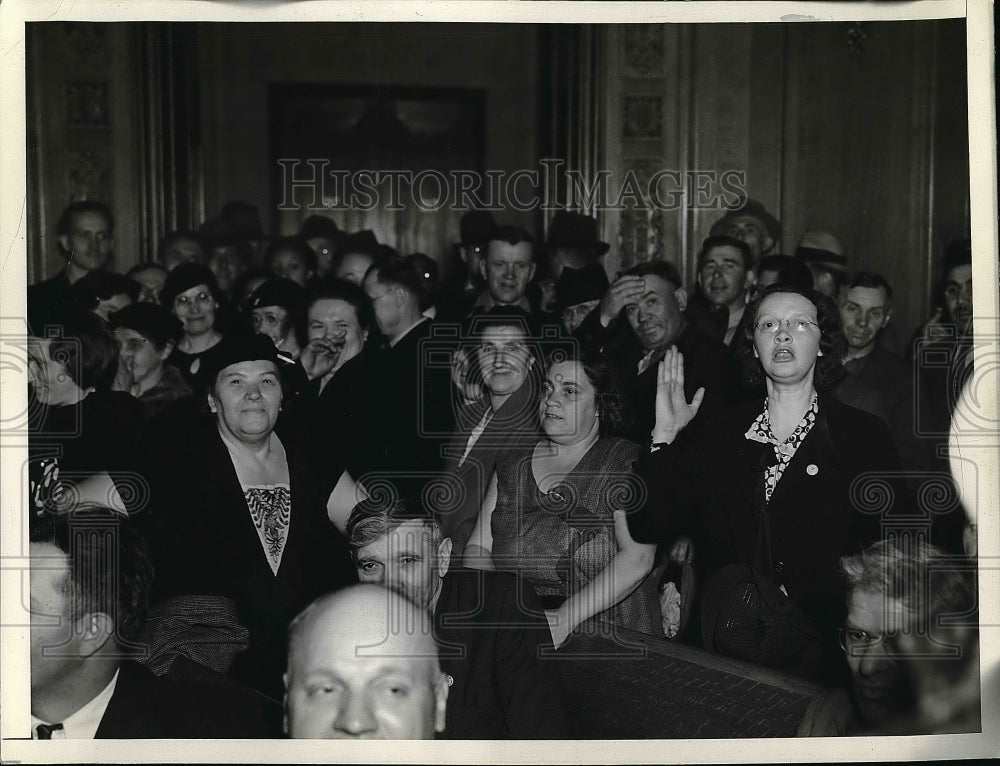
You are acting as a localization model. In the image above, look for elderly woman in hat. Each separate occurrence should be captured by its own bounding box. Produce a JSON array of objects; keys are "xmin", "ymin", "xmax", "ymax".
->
[
  {"xmin": 248, "ymin": 278, "xmax": 308, "ymax": 360},
  {"xmin": 109, "ymin": 302, "xmax": 192, "ymax": 419},
  {"xmin": 142, "ymin": 332, "xmax": 361, "ymax": 699},
  {"xmin": 160, "ymin": 262, "xmax": 228, "ymax": 389}
]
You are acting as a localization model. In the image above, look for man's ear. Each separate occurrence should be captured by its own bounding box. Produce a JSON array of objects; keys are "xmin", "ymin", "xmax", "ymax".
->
[
  {"xmin": 527, "ymin": 263, "xmax": 537, "ymax": 284},
  {"xmin": 58, "ymin": 235, "xmax": 71, "ymax": 255},
  {"xmin": 674, "ymin": 287, "xmax": 688, "ymax": 312},
  {"xmin": 884, "ymin": 307, "xmax": 893, "ymax": 327},
  {"xmin": 207, "ymin": 392, "xmax": 218, "ymax": 414},
  {"xmin": 762, "ymin": 235, "xmax": 775, "ymax": 254},
  {"xmin": 433, "ymin": 671, "xmax": 451, "ymax": 734},
  {"xmin": 744, "ymin": 270, "xmax": 757, "ymax": 290},
  {"xmin": 437, "ymin": 537, "xmax": 453, "ymax": 579},
  {"xmin": 78, "ymin": 612, "xmax": 115, "ymax": 657},
  {"xmin": 479, "ymin": 259, "xmax": 489, "ymax": 282},
  {"xmin": 458, "ymin": 246, "xmax": 469, "ymax": 265},
  {"xmin": 392, "ymin": 285, "xmax": 406, "ymax": 308},
  {"xmin": 160, "ymin": 340, "xmax": 176, "ymax": 361}
]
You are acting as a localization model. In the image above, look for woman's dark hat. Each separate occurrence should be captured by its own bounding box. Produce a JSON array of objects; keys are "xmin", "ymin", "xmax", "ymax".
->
[
  {"xmin": 109, "ymin": 302, "xmax": 184, "ymax": 347},
  {"xmin": 204, "ymin": 332, "xmax": 280, "ymax": 384},
  {"xmin": 160, "ymin": 263, "xmax": 221, "ymax": 308},
  {"xmin": 249, "ymin": 278, "xmax": 308, "ymax": 314},
  {"xmin": 555, "ymin": 262, "xmax": 610, "ymax": 312},
  {"xmin": 546, "ymin": 211, "xmax": 610, "ymax": 256}
]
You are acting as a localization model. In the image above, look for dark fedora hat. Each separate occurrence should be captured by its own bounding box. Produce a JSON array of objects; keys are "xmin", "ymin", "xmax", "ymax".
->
[
  {"xmin": 547, "ymin": 211, "xmax": 610, "ymax": 256},
  {"xmin": 459, "ymin": 210, "xmax": 497, "ymax": 247},
  {"xmin": 710, "ymin": 199, "xmax": 781, "ymax": 244},
  {"xmin": 555, "ymin": 262, "xmax": 610, "ymax": 312}
]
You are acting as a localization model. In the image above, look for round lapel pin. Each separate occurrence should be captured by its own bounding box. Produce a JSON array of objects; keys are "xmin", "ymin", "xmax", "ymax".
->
[{"xmin": 806, "ymin": 464, "xmax": 819, "ymax": 476}]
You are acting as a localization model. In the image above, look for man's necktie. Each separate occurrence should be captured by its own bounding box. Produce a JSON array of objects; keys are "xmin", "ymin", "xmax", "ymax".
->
[{"xmin": 35, "ymin": 722, "xmax": 64, "ymax": 739}]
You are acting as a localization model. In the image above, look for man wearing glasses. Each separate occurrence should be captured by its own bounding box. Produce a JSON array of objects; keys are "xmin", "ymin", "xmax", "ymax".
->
[{"xmin": 797, "ymin": 540, "xmax": 977, "ymax": 736}]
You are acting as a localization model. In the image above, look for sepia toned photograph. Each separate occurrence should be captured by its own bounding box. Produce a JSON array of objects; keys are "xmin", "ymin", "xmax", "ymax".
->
[{"xmin": 1, "ymin": 1, "xmax": 996, "ymax": 762}]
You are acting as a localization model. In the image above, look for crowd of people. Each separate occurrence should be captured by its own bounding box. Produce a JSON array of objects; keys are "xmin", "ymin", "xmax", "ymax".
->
[{"xmin": 24, "ymin": 197, "xmax": 981, "ymax": 739}]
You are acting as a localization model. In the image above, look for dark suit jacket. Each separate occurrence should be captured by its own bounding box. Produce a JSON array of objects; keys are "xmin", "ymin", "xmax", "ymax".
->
[
  {"xmin": 632, "ymin": 395, "xmax": 903, "ymax": 634},
  {"xmin": 624, "ymin": 321, "xmax": 745, "ymax": 443},
  {"xmin": 94, "ymin": 661, "xmax": 278, "ymax": 738},
  {"xmin": 435, "ymin": 567, "xmax": 573, "ymax": 739},
  {"xmin": 366, "ymin": 319, "xmax": 456, "ymax": 499},
  {"xmin": 304, "ymin": 350, "xmax": 377, "ymax": 480},
  {"xmin": 833, "ymin": 345, "xmax": 908, "ymax": 424},
  {"xmin": 438, "ymin": 381, "xmax": 542, "ymax": 557}
]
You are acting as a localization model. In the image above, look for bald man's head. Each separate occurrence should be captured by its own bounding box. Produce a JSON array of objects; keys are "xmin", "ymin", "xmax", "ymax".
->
[{"xmin": 284, "ymin": 585, "xmax": 449, "ymax": 739}]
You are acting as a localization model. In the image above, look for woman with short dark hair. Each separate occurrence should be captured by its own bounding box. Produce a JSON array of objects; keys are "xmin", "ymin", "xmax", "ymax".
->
[
  {"xmin": 438, "ymin": 307, "xmax": 544, "ymax": 557},
  {"xmin": 466, "ymin": 344, "xmax": 659, "ymax": 645},
  {"xmin": 298, "ymin": 277, "xmax": 377, "ymax": 479},
  {"xmin": 632, "ymin": 284, "xmax": 903, "ymax": 683}
]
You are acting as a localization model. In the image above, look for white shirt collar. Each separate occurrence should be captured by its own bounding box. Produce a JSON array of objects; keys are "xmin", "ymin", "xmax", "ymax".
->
[{"xmin": 32, "ymin": 668, "xmax": 120, "ymax": 740}]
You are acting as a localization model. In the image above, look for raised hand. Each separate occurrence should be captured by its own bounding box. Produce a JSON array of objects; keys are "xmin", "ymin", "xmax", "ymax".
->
[
  {"xmin": 600, "ymin": 275, "xmax": 647, "ymax": 326},
  {"xmin": 652, "ymin": 347, "xmax": 705, "ymax": 444},
  {"xmin": 300, "ymin": 335, "xmax": 345, "ymax": 380},
  {"xmin": 450, "ymin": 347, "xmax": 483, "ymax": 404}
]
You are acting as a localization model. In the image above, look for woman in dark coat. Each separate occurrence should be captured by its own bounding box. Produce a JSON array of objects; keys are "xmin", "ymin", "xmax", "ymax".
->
[
  {"xmin": 142, "ymin": 333, "xmax": 361, "ymax": 700},
  {"xmin": 632, "ymin": 285, "xmax": 904, "ymax": 683}
]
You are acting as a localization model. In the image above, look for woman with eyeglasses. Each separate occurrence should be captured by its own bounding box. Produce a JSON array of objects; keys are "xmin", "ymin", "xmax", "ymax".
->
[
  {"xmin": 629, "ymin": 284, "xmax": 904, "ymax": 684},
  {"xmin": 160, "ymin": 262, "xmax": 229, "ymax": 390}
]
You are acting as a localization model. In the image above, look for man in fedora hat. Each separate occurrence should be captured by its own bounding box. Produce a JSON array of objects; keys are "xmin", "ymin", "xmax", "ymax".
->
[
  {"xmin": 546, "ymin": 210, "xmax": 610, "ymax": 282},
  {"xmin": 537, "ymin": 211, "xmax": 610, "ymax": 314},
  {"xmin": 709, "ymin": 198, "xmax": 781, "ymax": 261},
  {"xmin": 554, "ymin": 261, "xmax": 610, "ymax": 336},
  {"xmin": 438, "ymin": 210, "xmax": 497, "ymax": 322},
  {"xmin": 795, "ymin": 230, "xmax": 848, "ymax": 298}
]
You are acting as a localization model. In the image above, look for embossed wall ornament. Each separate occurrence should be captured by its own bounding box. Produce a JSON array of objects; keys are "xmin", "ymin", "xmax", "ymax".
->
[
  {"xmin": 618, "ymin": 207, "xmax": 664, "ymax": 269},
  {"xmin": 63, "ymin": 23, "xmax": 108, "ymax": 60},
  {"xmin": 623, "ymin": 26, "xmax": 664, "ymax": 77},
  {"xmin": 66, "ymin": 149, "xmax": 112, "ymax": 203},
  {"xmin": 67, "ymin": 82, "xmax": 110, "ymax": 126},
  {"xmin": 623, "ymin": 96, "xmax": 663, "ymax": 139}
]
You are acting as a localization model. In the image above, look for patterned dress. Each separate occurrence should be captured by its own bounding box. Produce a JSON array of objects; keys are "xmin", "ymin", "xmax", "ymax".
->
[{"xmin": 490, "ymin": 437, "xmax": 661, "ymax": 636}]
